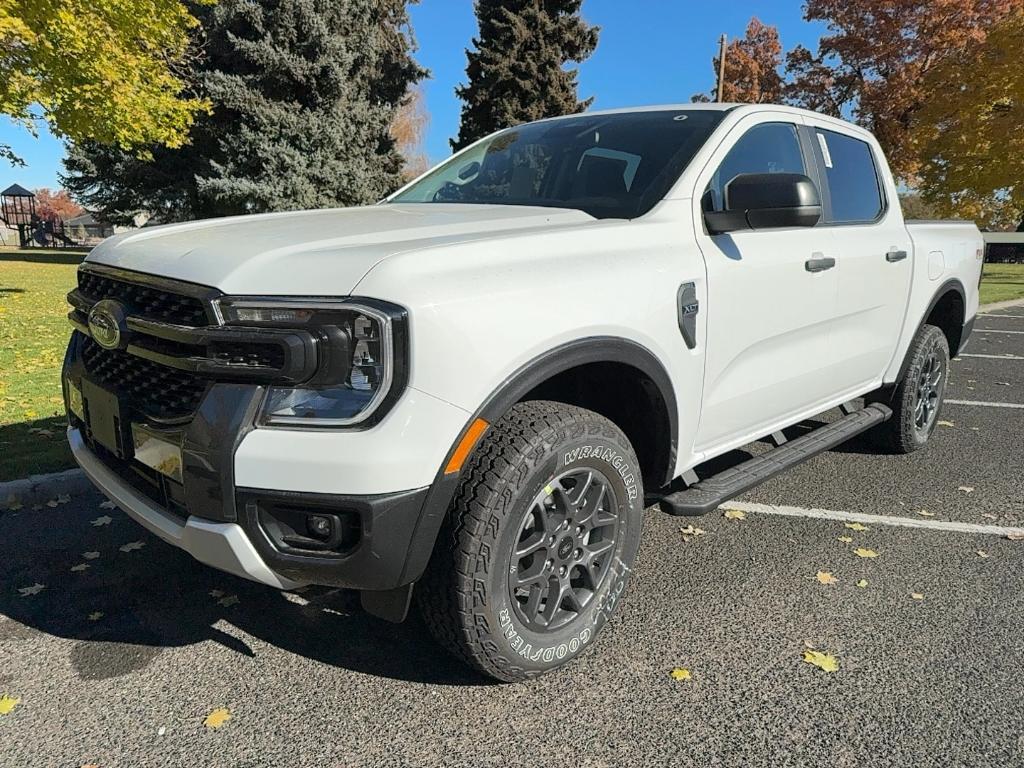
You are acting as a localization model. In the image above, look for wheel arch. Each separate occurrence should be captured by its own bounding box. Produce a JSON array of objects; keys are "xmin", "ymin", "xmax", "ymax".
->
[
  {"xmin": 894, "ymin": 278, "xmax": 967, "ymax": 385},
  {"xmin": 397, "ymin": 336, "xmax": 678, "ymax": 586}
]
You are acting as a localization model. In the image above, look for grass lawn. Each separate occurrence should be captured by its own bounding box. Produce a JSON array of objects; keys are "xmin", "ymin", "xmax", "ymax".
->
[
  {"xmin": 979, "ymin": 263, "xmax": 1024, "ymax": 305},
  {"xmin": 0, "ymin": 248, "xmax": 84, "ymax": 481}
]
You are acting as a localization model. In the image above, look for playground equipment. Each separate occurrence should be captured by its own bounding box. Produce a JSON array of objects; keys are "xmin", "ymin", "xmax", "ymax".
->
[{"xmin": 1, "ymin": 183, "xmax": 78, "ymax": 248}]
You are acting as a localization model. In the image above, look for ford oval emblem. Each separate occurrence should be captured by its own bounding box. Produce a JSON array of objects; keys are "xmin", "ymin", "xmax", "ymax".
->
[{"xmin": 87, "ymin": 299, "xmax": 128, "ymax": 350}]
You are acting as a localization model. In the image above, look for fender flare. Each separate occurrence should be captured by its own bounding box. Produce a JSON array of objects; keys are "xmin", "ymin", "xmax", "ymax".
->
[
  {"xmin": 893, "ymin": 277, "xmax": 967, "ymax": 385},
  {"xmin": 397, "ymin": 336, "xmax": 678, "ymax": 586}
]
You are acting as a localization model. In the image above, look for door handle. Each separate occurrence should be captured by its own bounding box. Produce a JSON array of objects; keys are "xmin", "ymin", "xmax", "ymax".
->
[
  {"xmin": 886, "ymin": 249, "xmax": 908, "ymax": 262},
  {"xmin": 805, "ymin": 256, "xmax": 836, "ymax": 273}
]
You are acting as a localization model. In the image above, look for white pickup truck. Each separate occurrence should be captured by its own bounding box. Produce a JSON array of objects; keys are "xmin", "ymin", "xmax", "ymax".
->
[{"xmin": 64, "ymin": 103, "xmax": 982, "ymax": 681}]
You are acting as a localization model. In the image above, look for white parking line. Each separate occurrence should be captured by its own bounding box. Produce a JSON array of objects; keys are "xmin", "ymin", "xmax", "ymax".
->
[
  {"xmin": 946, "ymin": 399, "xmax": 1024, "ymax": 409},
  {"xmin": 978, "ymin": 314, "xmax": 1024, "ymax": 319},
  {"xmin": 975, "ymin": 329, "xmax": 1024, "ymax": 334},
  {"xmin": 722, "ymin": 501, "xmax": 1024, "ymax": 537},
  {"xmin": 961, "ymin": 353, "xmax": 1024, "ymax": 360}
]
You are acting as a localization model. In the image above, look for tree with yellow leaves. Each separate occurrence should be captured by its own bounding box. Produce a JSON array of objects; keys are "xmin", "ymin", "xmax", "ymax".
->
[
  {"xmin": 0, "ymin": 0, "xmax": 209, "ymax": 164},
  {"xmin": 913, "ymin": 10, "xmax": 1024, "ymax": 230}
]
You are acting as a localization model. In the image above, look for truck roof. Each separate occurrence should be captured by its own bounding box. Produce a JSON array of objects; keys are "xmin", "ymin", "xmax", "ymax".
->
[{"xmin": 531, "ymin": 103, "xmax": 871, "ymax": 139}]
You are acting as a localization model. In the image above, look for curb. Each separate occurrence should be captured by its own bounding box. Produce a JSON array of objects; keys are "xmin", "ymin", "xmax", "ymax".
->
[
  {"xmin": 0, "ymin": 468, "xmax": 92, "ymax": 511},
  {"xmin": 980, "ymin": 297, "xmax": 1024, "ymax": 312}
]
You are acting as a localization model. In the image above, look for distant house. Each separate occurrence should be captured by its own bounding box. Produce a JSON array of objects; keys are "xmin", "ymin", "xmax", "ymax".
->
[
  {"xmin": 983, "ymin": 232, "xmax": 1024, "ymax": 263},
  {"xmin": 65, "ymin": 212, "xmax": 116, "ymax": 245}
]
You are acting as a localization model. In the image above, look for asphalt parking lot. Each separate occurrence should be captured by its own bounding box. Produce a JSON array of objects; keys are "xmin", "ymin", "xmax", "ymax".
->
[{"xmin": 2, "ymin": 307, "xmax": 1023, "ymax": 767}]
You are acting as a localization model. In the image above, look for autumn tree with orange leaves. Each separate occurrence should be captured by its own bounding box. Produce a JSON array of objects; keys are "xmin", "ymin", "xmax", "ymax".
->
[
  {"xmin": 693, "ymin": 18, "xmax": 784, "ymax": 104},
  {"xmin": 785, "ymin": 0, "xmax": 1024, "ymax": 183},
  {"xmin": 391, "ymin": 86, "xmax": 430, "ymax": 180},
  {"xmin": 33, "ymin": 188, "xmax": 84, "ymax": 222}
]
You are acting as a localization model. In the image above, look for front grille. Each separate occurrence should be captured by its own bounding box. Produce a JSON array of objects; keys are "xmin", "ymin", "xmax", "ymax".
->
[
  {"xmin": 78, "ymin": 271, "xmax": 210, "ymax": 326},
  {"xmin": 71, "ymin": 266, "xmax": 316, "ymax": 424},
  {"xmin": 82, "ymin": 337, "xmax": 208, "ymax": 421}
]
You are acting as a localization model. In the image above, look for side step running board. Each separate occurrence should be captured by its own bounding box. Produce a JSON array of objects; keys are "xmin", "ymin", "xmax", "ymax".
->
[{"xmin": 659, "ymin": 403, "xmax": 892, "ymax": 517}]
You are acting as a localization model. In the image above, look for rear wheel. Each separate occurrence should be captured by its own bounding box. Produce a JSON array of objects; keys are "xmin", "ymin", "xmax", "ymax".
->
[
  {"xmin": 416, "ymin": 401, "xmax": 644, "ymax": 682},
  {"xmin": 869, "ymin": 324, "xmax": 950, "ymax": 454}
]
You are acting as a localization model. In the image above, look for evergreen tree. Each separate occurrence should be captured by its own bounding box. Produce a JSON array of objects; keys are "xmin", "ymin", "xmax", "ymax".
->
[
  {"xmin": 452, "ymin": 0, "xmax": 599, "ymax": 151},
  {"xmin": 64, "ymin": 0, "xmax": 425, "ymax": 223}
]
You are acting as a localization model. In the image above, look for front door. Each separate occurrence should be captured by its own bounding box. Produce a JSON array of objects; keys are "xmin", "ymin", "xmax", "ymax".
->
[{"xmin": 691, "ymin": 117, "xmax": 841, "ymax": 452}]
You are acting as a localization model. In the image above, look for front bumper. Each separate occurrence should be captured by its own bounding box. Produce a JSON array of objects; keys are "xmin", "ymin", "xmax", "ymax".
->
[{"xmin": 63, "ymin": 328, "xmax": 466, "ymax": 594}]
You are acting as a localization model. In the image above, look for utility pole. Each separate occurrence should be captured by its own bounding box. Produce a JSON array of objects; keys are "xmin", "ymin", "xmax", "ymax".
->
[{"xmin": 716, "ymin": 33, "xmax": 728, "ymax": 103}]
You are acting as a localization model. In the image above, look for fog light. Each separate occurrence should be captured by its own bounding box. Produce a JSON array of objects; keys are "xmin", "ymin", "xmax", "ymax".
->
[{"xmin": 308, "ymin": 515, "xmax": 333, "ymax": 540}]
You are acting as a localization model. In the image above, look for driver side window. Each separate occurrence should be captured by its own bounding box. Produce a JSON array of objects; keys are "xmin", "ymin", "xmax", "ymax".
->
[{"xmin": 703, "ymin": 122, "xmax": 806, "ymax": 212}]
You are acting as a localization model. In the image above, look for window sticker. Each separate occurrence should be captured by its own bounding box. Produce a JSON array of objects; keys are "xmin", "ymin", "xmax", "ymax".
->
[{"xmin": 816, "ymin": 132, "xmax": 833, "ymax": 168}]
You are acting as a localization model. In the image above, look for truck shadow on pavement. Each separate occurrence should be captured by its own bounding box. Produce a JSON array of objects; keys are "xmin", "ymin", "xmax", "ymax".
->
[{"xmin": 0, "ymin": 494, "xmax": 492, "ymax": 687}]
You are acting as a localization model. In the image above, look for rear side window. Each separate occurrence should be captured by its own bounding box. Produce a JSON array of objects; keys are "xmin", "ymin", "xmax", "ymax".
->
[{"xmin": 816, "ymin": 130, "xmax": 884, "ymax": 223}]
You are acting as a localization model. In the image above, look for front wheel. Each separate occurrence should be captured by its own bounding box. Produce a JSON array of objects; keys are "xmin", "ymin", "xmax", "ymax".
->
[
  {"xmin": 416, "ymin": 401, "xmax": 644, "ymax": 682},
  {"xmin": 868, "ymin": 323, "xmax": 950, "ymax": 454}
]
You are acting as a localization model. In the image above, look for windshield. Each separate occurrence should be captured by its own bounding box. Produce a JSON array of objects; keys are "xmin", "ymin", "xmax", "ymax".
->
[{"xmin": 389, "ymin": 109, "xmax": 727, "ymax": 219}]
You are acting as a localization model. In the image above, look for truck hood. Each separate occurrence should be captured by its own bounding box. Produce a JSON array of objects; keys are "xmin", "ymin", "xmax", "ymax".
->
[{"xmin": 86, "ymin": 203, "xmax": 593, "ymax": 295}]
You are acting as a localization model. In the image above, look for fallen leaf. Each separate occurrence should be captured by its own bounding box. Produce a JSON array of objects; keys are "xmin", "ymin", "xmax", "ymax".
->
[
  {"xmin": 56, "ymin": 494, "xmax": 71, "ymax": 505},
  {"xmin": 209, "ymin": 589, "xmax": 225, "ymax": 598},
  {"xmin": 937, "ymin": 420, "xmax": 955, "ymax": 427},
  {"xmin": 17, "ymin": 583, "xmax": 45, "ymax": 597},
  {"xmin": 0, "ymin": 695, "xmax": 19, "ymax": 715},
  {"xmin": 91, "ymin": 515, "xmax": 112, "ymax": 526},
  {"xmin": 854, "ymin": 548, "xmax": 879, "ymax": 559},
  {"xmin": 802, "ymin": 650, "xmax": 839, "ymax": 673},
  {"xmin": 70, "ymin": 563, "xmax": 90, "ymax": 573},
  {"xmin": 977, "ymin": 551, "xmax": 989, "ymax": 559},
  {"xmin": 958, "ymin": 486, "xmax": 975, "ymax": 494},
  {"xmin": 669, "ymin": 667, "xmax": 692, "ymax": 681},
  {"xmin": 99, "ymin": 501, "xmax": 116, "ymax": 509},
  {"xmin": 815, "ymin": 571, "xmax": 838, "ymax": 585},
  {"xmin": 88, "ymin": 612, "xmax": 103, "ymax": 621},
  {"xmin": 723, "ymin": 509, "xmax": 746, "ymax": 521},
  {"xmin": 845, "ymin": 522, "xmax": 869, "ymax": 532},
  {"xmin": 119, "ymin": 541, "xmax": 145, "ymax": 553},
  {"xmin": 1007, "ymin": 532, "xmax": 1024, "ymax": 541},
  {"xmin": 837, "ymin": 536, "xmax": 853, "ymax": 543},
  {"xmin": 45, "ymin": 499, "xmax": 58, "ymax": 508},
  {"xmin": 970, "ymin": 427, "xmax": 980, "ymax": 431},
  {"xmin": 218, "ymin": 595, "xmax": 239, "ymax": 608},
  {"xmin": 917, "ymin": 509, "xmax": 936, "ymax": 517},
  {"xmin": 204, "ymin": 708, "xmax": 231, "ymax": 728},
  {"xmin": 910, "ymin": 592, "xmax": 924, "ymax": 600},
  {"xmin": 83, "ymin": 551, "xmax": 100, "ymax": 560},
  {"xmin": 981, "ymin": 513, "xmax": 997, "ymax": 520},
  {"xmin": 678, "ymin": 525, "xmax": 707, "ymax": 542},
  {"xmin": 158, "ymin": 726, "xmax": 166, "ymax": 736},
  {"xmin": 856, "ymin": 579, "xmax": 868, "ymax": 588}
]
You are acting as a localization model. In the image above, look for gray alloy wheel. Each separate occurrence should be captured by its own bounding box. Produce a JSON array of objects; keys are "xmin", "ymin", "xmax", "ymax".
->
[
  {"xmin": 508, "ymin": 466, "xmax": 621, "ymax": 633},
  {"xmin": 913, "ymin": 342, "xmax": 946, "ymax": 438},
  {"xmin": 416, "ymin": 400, "xmax": 644, "ymax": 682},
  {"xmin": 868, "ymin": 323, "xmax": 950, "ymax": 454}
]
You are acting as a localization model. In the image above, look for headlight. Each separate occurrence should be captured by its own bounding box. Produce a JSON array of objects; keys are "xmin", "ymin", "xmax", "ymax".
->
[{"xmin": 214, "ymin": 297, "xmax": 406, "ymax": 427}]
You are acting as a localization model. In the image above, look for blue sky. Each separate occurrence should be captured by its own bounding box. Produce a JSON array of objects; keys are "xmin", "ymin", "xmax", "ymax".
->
[{"xmin": 1, "ymin": 0, "xmax": 827, "ymax": 192}]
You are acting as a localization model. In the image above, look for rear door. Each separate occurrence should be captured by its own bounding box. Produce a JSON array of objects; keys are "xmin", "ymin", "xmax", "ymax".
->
[
  {"xmin": 691, "ymin": 115, "xmax": 842, "ymax": 452},
  {"xmin": 804, "ymin": 123, "xmax": 913, "ymax": 389}
]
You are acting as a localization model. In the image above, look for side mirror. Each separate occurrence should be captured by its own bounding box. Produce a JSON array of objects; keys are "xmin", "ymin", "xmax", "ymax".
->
[{"xmin": 705, "ymin": 173, "xmax": 821, "ymax": 234}]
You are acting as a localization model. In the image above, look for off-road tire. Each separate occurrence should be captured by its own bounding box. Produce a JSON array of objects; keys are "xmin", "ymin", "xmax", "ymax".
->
[
  {"xmin": 416, "ymin": 400, "xmax": 644, "ymax": 682},
  {"xmin": 868, "ymin": 323, "xmax": 950, "ymax": 454}
]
